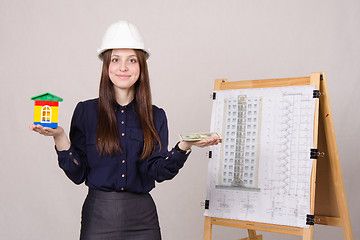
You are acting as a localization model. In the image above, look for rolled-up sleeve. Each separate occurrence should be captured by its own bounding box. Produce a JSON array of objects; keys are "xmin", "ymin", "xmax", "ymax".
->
[
  {"xmin": 145, "ymin": 108, "xmax": 190, "ymax": 182},
  {"xmin": 56, "ymin": 102, "xmax": 88, "ymax": 185}
]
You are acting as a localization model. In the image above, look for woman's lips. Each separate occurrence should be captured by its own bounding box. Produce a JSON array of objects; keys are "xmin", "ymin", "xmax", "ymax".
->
[{"xmin": 116, "ymin": 74, "xmax": 131, "ymax": 79}]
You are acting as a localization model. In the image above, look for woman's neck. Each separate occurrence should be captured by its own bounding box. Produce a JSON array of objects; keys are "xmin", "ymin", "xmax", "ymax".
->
[{"xmin": 114, "ymin": 87, "xmax": 135, "ymax": 106}]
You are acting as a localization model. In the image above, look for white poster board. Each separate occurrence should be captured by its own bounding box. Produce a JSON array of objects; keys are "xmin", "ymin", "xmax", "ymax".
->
[{"xmin": 205, "ymin": 85, "xmax": 316, "ymax": 228}]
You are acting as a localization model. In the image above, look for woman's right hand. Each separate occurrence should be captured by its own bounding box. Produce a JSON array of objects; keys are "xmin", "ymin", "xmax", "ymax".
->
[
  {"xmin": 29, "ymin": 124, "xmax": 65, "ymax": 137},
  {"xmin": 29, "ymin": 124, "xmax": 71, "ymax": 151}
]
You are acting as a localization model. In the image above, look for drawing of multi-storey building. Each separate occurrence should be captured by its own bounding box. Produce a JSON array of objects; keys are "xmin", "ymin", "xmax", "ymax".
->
[{"xmin": 220, "ymin": 95, "xmax": 262, "ymax": 189}]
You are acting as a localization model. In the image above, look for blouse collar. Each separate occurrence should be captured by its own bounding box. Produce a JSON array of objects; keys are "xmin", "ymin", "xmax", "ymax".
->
[{"xmin": 116, "ymin": 98, "xmax": 136, "ymax": 110}]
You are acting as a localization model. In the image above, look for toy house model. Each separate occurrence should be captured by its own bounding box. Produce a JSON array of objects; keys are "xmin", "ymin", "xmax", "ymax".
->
[{"xmin": 31, "ymin": 92, "xmax": 63, "ymax": 128}]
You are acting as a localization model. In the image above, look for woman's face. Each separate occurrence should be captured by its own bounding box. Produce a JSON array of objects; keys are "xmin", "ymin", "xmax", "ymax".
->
[{"xmin": 108, "ymin": 49, "xmax": 140, "ymax": 92}]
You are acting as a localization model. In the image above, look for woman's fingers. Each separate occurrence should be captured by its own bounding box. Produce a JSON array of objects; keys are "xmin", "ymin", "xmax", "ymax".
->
[
  {"xmin": 193, "ymin": 137, "xmax": 219, "ymax": 148},
  {"xmin": 29, "ymin": 124, "xmax": 59, "ymax": 136}
]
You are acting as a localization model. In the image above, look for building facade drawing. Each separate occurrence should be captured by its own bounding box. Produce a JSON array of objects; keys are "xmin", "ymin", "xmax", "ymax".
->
[{"xmin": 220, "ymin": 95, "xmax": 262, "ymax": 189}]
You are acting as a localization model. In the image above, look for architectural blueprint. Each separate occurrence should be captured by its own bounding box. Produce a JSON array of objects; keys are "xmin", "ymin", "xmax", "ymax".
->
[{"xmin": 205, "ymin": 85, "xmax": 316, "ymax": 228}]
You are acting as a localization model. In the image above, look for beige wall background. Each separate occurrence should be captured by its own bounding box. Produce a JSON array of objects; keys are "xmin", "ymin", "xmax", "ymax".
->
[{"xmin": 1, "ymin": 0, "xmax": 359, "ymax": 239}]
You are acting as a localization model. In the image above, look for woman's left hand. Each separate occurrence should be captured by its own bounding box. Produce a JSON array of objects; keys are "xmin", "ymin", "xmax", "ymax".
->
[{"xmin": 178, "ymin": 137, "xmax": 220, "ymax": 151}]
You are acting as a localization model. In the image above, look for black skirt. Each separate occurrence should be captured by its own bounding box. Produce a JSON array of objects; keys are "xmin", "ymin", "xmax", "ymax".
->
[{"xmin": 80, "ymin": 189, "xmax": 161, "ymax": 240}]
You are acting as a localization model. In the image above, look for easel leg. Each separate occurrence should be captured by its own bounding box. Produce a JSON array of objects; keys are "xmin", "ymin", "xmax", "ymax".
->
[
  {"xmin": 238, "ymin": 230, "xmax": 263, "ymax": 240},
  {"xmin": 302, "ymin": 226, "xmax": 313, "ymax": 240},
  {"xmin": 204, "ymin": 216, "xmax": 212, "ymax": 240},
  {"xmin": 320, "ymin": 74, "xmax": 354, "ymax": 240}
]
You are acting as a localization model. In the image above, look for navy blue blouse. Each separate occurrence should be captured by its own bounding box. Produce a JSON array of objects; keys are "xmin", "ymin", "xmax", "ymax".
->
[{"xmin": 56, "ymin": 99, "xmax": 190, "ymax": 193}]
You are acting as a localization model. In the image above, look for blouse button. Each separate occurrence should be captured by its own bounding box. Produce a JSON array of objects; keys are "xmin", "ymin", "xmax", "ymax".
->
[
  {"xmin": 121, "ymin": 121, "xmax": 124, "ymax": 124},
  {"xmin": 122, "ymin": 160, "xmax": 125, "ymax": 163},
  {"xmin": 69, "ymin": 152, "xmax": 72, "ymax": 155},
  {"xmin": 121, "ymin": 110, "xmax": 124, "ymax": 113},
  {"xmin": 122, "ymin": 174, "xmax": 125, "ymax": 178},
  {"xmin": 121, "ymin": 133, "xmax": 125, "ymax": 136},
  {"xmin": 121, "ymin": 188, "xmax": 124, "ymax": 191}
]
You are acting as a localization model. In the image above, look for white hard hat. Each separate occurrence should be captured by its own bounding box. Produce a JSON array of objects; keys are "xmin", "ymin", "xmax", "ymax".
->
[{"xmin": 98, "ymin": 20, "xmax": 150, "ymax": 60}]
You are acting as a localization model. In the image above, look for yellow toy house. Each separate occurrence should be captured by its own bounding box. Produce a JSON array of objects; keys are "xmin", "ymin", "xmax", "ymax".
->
[{"xmin": 31, "ymin": 92, "xmax": 63, "ymax": 128}]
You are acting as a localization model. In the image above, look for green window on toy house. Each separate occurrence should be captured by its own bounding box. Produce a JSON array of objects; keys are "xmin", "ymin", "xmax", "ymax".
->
[{"xmin": 41, "ymin": 105, "xmax": 51, "ymax": 123}]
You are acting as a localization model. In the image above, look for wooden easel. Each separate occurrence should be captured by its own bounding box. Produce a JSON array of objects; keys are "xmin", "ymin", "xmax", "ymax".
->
[{"xmin": 203, "ymin": 72, "xmax": 353, "ymax": 240}]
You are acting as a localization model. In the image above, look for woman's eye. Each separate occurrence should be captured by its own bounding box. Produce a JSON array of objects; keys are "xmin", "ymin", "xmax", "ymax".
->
[
  {"xmin": 111, "ymin": 58, "xmax": 119, "ymax": 63},
  {"xmin": 129, "ymin": 58, "xmax": 137, "ymax": 63}
]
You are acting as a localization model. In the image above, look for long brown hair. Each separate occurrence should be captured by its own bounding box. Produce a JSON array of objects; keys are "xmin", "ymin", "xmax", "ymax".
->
[{"xmin": 96, "ymin": 49, "xmax": 161, "ymax": 159}]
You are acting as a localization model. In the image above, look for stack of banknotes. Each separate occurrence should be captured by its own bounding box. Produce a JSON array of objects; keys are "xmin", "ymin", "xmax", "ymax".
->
[{"xmin": 179, "ymin": 132, "xmax": 222, "ymax": 142}]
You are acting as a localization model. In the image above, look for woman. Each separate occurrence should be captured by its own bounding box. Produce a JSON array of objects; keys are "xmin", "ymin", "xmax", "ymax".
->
[{"xmin": 30, "ymin": 20, "xmax": 219, "ymax": 240}]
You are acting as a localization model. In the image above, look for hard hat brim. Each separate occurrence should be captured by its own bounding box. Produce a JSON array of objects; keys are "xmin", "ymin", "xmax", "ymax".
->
[{"xmin": 97, "ymin": 48, "xmax": 150, "ymax": 61}]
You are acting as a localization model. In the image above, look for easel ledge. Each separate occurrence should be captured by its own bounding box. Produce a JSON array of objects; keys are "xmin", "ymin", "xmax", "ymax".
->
[{"xmin": 205, "ymin": 216, "xmax": 307, "ymax": 237}]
